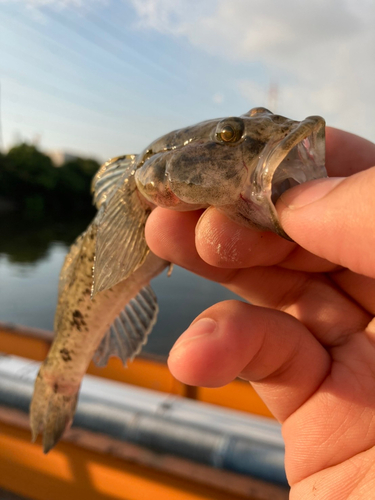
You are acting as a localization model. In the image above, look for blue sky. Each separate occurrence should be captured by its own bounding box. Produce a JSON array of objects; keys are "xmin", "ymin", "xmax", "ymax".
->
[{"xmin": 0, "ymin": 0, "xmax": 374, "ymax": 162}]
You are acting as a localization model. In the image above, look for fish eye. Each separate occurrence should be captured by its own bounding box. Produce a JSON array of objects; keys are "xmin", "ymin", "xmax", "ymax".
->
[
  {"xmin": 220, "ymin": 126, "xmax": 235, "ymax": 142},
  {"xmin": 215, "ymin": 118, "xmax": 244, "ymax": 144}
]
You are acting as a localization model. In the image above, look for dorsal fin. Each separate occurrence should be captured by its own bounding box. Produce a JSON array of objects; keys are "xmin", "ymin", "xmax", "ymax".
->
[
  {"xmin": 92, "ymin": 285, "xmax": 158, "ymax": 367},
  {"xmin": 57, "ymin": 224, "xmax": 96, "ymax": 299},
  {"xmin": 91, "ymin": 155, "xmax": 137, "ymax": 209},
  {"xmin": 58, "ymin": 232, "xmax": 85, "ymax": 298}
]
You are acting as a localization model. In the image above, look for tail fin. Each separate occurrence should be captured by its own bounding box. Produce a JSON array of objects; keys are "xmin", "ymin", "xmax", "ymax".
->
[{"xmin": 30, "ymin": 369, "xmax": 78, "ymax": 453}]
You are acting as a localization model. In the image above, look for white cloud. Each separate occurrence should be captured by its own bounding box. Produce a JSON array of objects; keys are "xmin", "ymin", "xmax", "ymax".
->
[
  {"xmin": 212, "ymin": 92, "xmax": 224, "ymax": 104},
  {"xmin": 129, "ymin": 0, "xmax": 362, "ymax": 59},
  {"xmin": 129, "ymin": 0, "xmax": 214, "ymax": 34},
  {"xmin": 130, "ymin": 0, "xmax": 375, "ymax": 141}
]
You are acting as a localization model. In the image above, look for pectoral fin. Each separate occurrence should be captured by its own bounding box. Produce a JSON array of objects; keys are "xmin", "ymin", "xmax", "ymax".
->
[
  {"xmin": 92, "ymin": 169, "xmax": 151, "ymax": 295},
  {"xmin": 93, "ymin": 285, "xmax": 158, "ymax": 367}
]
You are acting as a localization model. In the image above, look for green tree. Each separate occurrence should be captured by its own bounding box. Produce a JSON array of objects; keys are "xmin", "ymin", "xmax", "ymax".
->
[
  {"xmin": 55, "ymin": 157, "xmax": 99, "ymax": 214},
  {"xmin": 0, "ymin": 143, "xmax": 99, "ymax": 218},
  {"xmin": 0, "ymin": 150, "xmax": 15, "ymax": 198},
  {"xmin": 6, "ymin": 143, "xmax": 57, "ymax": 194}
]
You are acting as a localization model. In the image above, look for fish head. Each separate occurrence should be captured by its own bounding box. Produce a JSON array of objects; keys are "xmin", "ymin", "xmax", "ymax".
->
[{"xmin": 135, "ymin": 107, "xmax": 326, "ymax": 238}]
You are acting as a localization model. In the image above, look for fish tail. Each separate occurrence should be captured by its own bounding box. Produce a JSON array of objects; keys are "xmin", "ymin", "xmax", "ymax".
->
[{"xmin": 30, "ymin": 366, "xmax": 79, "ymax": 453}]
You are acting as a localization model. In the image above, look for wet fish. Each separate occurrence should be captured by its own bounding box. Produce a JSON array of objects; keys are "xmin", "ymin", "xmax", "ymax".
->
[{"xmin": 30, "ymin": 107, "xmax": 326, "ymax": 452}]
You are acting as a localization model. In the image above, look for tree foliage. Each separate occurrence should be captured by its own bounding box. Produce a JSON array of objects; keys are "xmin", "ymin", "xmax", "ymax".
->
[{"xmin": 0, "ymin": 143, "xmax": 100, "ymax": 218}]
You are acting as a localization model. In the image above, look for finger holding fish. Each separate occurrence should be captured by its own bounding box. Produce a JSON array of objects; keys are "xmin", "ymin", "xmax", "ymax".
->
[
  {"xmin": 324, "ymin": 127, "xmax": 375, "ymax": 177},
  {"xmin": 146, "ymin": 207, "xmax": 371, "ymax": 347}
]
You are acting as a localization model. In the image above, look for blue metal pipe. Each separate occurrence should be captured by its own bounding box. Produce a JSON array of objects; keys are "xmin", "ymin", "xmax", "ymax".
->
[{"xmin": 0, "ymin": 354, "xmax": 287, "ymax": 486}]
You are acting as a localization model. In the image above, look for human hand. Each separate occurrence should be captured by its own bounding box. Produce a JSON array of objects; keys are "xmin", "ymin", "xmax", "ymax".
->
[{"xmin": 145, "ymin": 127, "xmax": 375, "ymax": 499}]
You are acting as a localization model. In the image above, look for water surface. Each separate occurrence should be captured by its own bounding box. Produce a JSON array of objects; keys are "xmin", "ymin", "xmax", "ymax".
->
[{"xmin": 0, "ymin": 214, "xmax": 240, "ymax": 356}]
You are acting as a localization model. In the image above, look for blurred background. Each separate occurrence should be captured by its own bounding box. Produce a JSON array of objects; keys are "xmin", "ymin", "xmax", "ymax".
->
[{"xmin": 0, "ymin": 0, "xmax": 374, "ymax": 355}]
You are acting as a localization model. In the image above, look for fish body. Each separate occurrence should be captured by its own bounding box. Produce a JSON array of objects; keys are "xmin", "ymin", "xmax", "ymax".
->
[
  {"xmin": 31, "ymin": 221, "xmax": 168, "ymax": 452},
  {"xmin": 30, "ymin": 108, "xmax": 327, "ymax": 452}
]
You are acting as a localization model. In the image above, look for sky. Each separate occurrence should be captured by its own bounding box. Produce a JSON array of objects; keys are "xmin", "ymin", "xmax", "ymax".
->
[{"xmin": 0, "ymin": 0, "xmax": 374, "ymax": 162}]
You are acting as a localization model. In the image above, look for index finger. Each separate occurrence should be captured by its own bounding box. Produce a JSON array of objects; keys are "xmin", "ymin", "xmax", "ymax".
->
[{"xmin": 325, "ymin": 127, "xmax": 375, "ymax": 176}]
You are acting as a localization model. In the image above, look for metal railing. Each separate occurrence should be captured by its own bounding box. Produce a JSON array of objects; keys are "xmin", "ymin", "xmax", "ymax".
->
[{"xmin": 0, "ymin": 354, "xmax": 287, "ymax": 487}]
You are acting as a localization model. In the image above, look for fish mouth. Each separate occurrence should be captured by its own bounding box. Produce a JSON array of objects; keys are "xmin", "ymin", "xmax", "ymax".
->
[
  {"xmin": 253, "ymin": 115, "xmax": 326, "ymax": 204},
  {"xmin": 242, "ymin": 115, "xmax": 326, "ymax": 237}
]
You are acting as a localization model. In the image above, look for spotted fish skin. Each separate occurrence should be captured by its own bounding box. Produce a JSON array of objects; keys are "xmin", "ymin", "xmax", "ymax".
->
[{"xmin": 30, "ymin": 221, "xmax": 168, "ymax": 453}]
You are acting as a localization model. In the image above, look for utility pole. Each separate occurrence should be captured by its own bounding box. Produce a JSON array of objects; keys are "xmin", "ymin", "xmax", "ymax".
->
[{"xmin": 267, "ymin": 81, "xmax": 278, "ymax": 113}]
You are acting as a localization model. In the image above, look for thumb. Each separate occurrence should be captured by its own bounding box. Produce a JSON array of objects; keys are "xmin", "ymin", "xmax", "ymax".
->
[{"xmin": 277, "ymin": 166, "xmax": 375, "ymax": 278}]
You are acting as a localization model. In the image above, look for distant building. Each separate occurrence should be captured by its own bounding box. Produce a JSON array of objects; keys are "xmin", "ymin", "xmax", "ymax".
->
[{"xmin": 48, "ymin": 150, "xmax": 79, "ymax": 167}]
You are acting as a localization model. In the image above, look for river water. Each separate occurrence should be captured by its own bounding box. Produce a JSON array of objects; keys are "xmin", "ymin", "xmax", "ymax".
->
[{"xmin": 0, "ymin": 214, "xmax": 240, "ymax": 356}]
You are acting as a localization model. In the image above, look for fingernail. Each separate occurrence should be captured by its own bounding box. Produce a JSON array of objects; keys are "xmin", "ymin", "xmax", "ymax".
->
[
  {"xmin": 279, "ymin": 177, "xmax": 345, "ymax": 209},
  {"xmin": 170, "ymin": 318, "xmax": 217, "ymax": 353}
]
